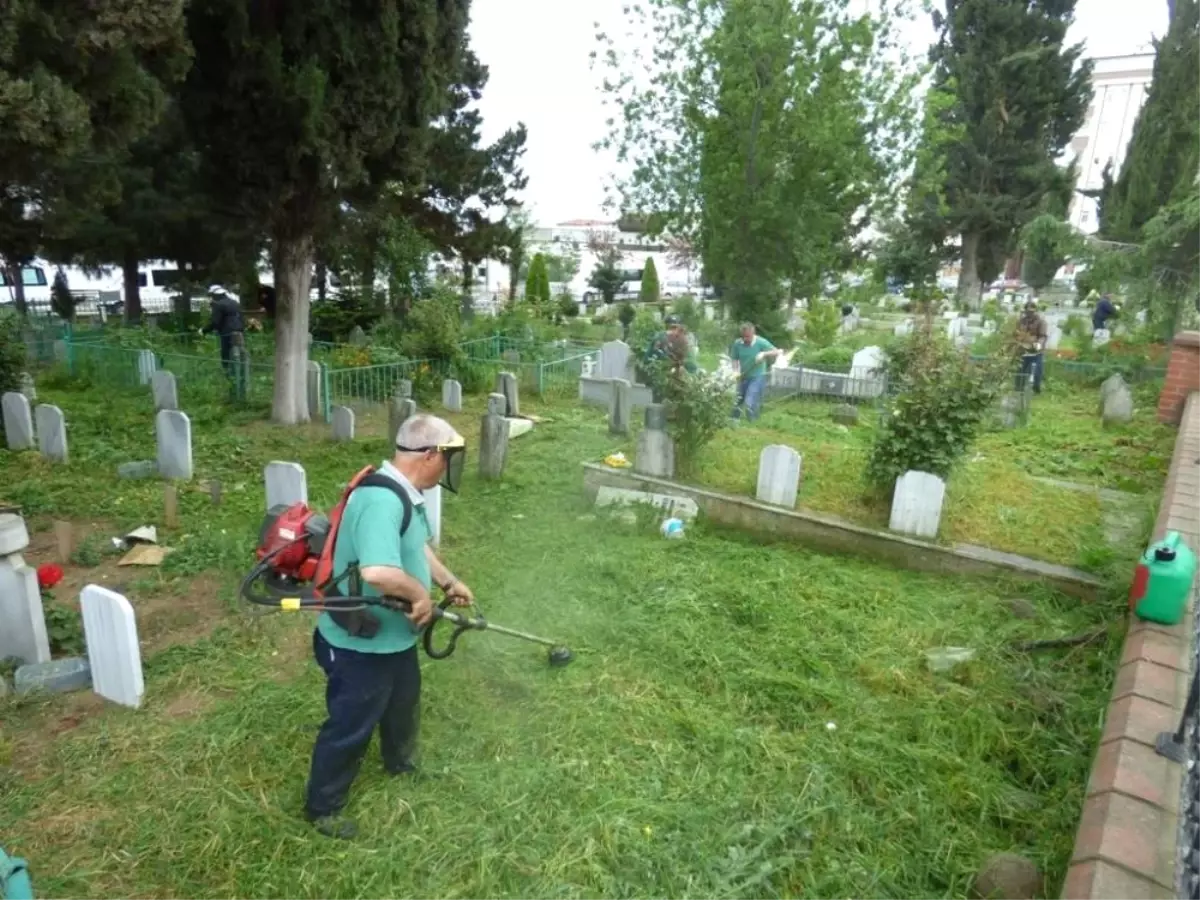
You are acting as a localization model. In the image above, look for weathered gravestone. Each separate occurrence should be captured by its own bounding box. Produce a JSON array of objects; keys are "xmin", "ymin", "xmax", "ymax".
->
[
  {"xmin": 155, "ymin": 409, "xmax": 193, "ymax": 480},
  {"xmin": 893, "ymin": 319, "xmax": 914, "ymax": 337},
  {"xmin": 755, "ymin": 444, "xmax": 802, "ymax": 509},
  {"xmin": 851, "ymin": 345, "xmax": 885, "ymax": 376},
  {"xmin": 348, "ymin": 325, "xmax": 368, "ymax": 346},
  {"xmin": 1098, "ymin": 373, "xmax": 1128, "ymax": 414},
  {"xmin": 265, "ymin": 461, "xmax": 308, "ymax": 511},
  {"xmin": 479, "ymin": 404, "xmax": 510, "ymax": 480},
  {"xmin": 598, "ymin": 340, "xmax": 633, "ymax": 381},
  {"xmin": 332, "ymin": 406, "xmax": 355, "ymax": 442},
  {"xmin": 486, "ymin": 392, "xmax": 507, "ymax": 417},
  {"xmin": 501, "ymin": 349, "xmax": 521, "ymax": 365},
  {"xmin": 889, "ymin": 470, "xmax": 945, "ymax": 539},
  {"xmin": 635, "ymin": 403, "xmax": 674, "ymax": 478},
  {"xmin": 151, "ymin": 370, "xmax": 179, "ymax": 411},
  {"xmin": 442, "ymin": 378, "xmax": 463, "ymax": 412},
  {"xmin": 81, "ymin": 584, "xmax": 144, "ymax": 709},
  {"xmin": 0, "ymin": 513, "xmax": 50, "ymax": 666},
  {"xmin": 18, "ymin": 372, "xmax": 35, "ymax": 402},
  {"xmin": 306, "ymin": 361, "xmax": 324, "ymax": 422},
  {"xmin": 2, "ymin": 392, "xmax": 35, "ymax": 450},
  {"xmin": 609, "ymin": 378, "xmax": 632, "ymax": 435},
  {"xmin": 35, "ymin": 403, "xmax": 68, "ymax": 462},
  {"xmin": 136, "ymin": 349, "xmax": 157, "ymax": 385},
  {"xmin": 1045, "ymin": 322, "xmax": 1061, "ymax": 350},
  {"xmin": 1101, "ymin": 376, "xmax": 1134, "ymax": 426},
  {"xmin": 394, "ymin": 379, "xmax": 413, "ymax": 400},
  {"xmin": 497, "ymin": 371, "xmax": 520, "ymax": 417},
  {"xmin": 830, "ymin": 404, "xmax": 859, "ymax": 426},
  {"xmin": 389, "ymin": 397, "xmax": 417, "ymax": 448},
  {"xmin": 1092, "ymin": 327, "xmax": 1111, "ymax": 347}
]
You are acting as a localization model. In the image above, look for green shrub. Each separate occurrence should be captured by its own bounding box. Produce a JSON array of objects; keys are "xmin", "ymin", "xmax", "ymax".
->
[
  {"xmin": 866, "ymin": 322, "xmax": 1008, "ymax": 494},
  {"xmin": 802, "ymin": 344, "xmax": 855, "ymax": 372},
  {"xmin": 617, "ymin": 301, "xmax": 636, "ymax": 339},
  {"xmin": 643, "ymin": 360, "xmax": 733, "ymax": 478},
  {"xmin": 803, "ymin": 299, "xmax": 840, "ymax": 348},
  {"xmin": 671, "ymin": 294, "xmax": 702, "ymax": 332},
  {"xmin": 525, "ymin": 253, "xmax": 552, "ymax": 314},
  {"xmin": 557, "ymin": 292, "xmax": 578, "ymax": 319},
  {"xmin": 400, "ymin": 284, "xmax": 463, "ymax": 364},
  {"xmin": 0, "ymin": 310, "xmax": 24, "ymax": 396}
]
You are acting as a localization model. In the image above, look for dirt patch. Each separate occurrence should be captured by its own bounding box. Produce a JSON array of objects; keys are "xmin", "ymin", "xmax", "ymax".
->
[{"xmin": 21, "ymin": 518, "xmax": 231, "ymax": 657}]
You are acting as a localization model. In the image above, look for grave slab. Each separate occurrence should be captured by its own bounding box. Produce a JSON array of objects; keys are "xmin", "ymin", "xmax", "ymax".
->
[
  {"xmin": 756, "ymin": 445, "xmax": 802, "ymax": 509},
  {"xmin": 35, "ymin": 403, "xmax": 68, "ymax": 462}
]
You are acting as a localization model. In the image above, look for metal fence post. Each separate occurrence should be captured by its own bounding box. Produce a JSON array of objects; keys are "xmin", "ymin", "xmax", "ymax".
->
[{"xmin": 322, "ymin": 362, "xmax": 332, "ymax": 423}]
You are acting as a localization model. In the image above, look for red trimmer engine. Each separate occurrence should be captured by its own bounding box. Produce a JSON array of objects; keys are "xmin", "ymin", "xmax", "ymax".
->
[{"xmin": 255, "ymin": 503, "xmax": 331, "ymax": 585}]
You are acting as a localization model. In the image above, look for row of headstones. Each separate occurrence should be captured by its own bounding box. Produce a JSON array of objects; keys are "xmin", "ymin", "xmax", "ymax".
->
[
  {"xmin": 0, "ymin": 513, "xmax": 143, "ymax": 707},
  {"xmin": 2, "ymin": 389, "xmax": 193, "ymax": 478}
]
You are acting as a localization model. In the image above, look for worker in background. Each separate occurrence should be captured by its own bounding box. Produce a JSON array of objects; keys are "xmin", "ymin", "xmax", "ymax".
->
[
  {"xmin": 1092, "ymin": 292, "xmax": 1120, "ymax": 332},
  {"xmin": 201, "ymin": 285, "xmax": 246, "ymax": 376},
  {"xmin": 641, "ymin": 314, "xmax": 697, "ymax": 395},
  {"xmin": 729, "ymin": 322, "xmax": 782, "ymax": 421},
  {"xmin": 1015, "ymin": 299, "xmax": 1049, "ymax": 395},
  {"xmin": 305, "ymin": 414, "xmax": 472, "ymax": 840}
]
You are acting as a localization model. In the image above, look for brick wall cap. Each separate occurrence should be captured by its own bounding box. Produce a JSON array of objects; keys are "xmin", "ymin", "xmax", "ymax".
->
[{"xmin": 1171, "ymin": 330, "xmax": 1200, "ymax": 348}]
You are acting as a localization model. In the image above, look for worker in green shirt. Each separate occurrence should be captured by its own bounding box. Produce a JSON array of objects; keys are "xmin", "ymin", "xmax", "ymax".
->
[
  {"xmin": 305, "ymin": 414, "xmax": 473, "ymax": 840},
  {"xmin": 728, "ymin": 322, "xmax": 782, "ymax": 421}
]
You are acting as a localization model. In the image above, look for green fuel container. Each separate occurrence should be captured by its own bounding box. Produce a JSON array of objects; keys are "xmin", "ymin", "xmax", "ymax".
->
[{"xmin": 1128, "ymin": 530, "xmax": 1196, "ymax": 625}]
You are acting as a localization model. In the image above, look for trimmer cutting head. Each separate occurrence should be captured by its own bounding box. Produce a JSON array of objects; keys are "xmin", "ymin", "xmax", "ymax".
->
[{"xmin": 548, "ymin": 646, "xmax": 574, "ymax": 667}]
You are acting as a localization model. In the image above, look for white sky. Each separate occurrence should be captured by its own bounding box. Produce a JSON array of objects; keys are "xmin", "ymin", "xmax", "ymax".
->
[{"xmin": 467, "ymin": 0, "xmax": 1168, "ymax": 226}]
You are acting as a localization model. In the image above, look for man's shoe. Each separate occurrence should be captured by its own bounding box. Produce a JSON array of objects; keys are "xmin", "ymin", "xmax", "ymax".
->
[
  {"xmin": 386, "ymin": 762, "xmax": 418, "ymax": 777},
  {"xmin": 307, "ymin": 813, "xmax": 358, "ymax": 840}
]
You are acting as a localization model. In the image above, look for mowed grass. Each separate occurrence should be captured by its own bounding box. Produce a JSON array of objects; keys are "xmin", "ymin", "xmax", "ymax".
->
[
  {"xmin": 0, "ymin": 378, "xmax": 1128, "ymax": 898},
  {"xmin": 627, "ymin": 377, "xmax": 1172, "ymax": 569}
]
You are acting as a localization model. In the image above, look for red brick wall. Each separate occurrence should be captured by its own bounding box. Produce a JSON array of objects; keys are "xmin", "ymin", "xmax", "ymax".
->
[
  {"xmin": 1063, "ymin": 391, "xmax": 1199, "ymax": 899},
  {"xmin": 1157, "ymin": 330, "xmax": 1200, "ymax": 425}
]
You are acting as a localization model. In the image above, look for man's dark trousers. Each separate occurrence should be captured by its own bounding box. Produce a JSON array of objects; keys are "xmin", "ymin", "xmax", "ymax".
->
[
  {"xmin": 218, "ymin": 331, "xmax": 244, "ymax": 378},
  {"xmin": 305, "ymin": 629, "xmax": 421, "ymax": 818}
]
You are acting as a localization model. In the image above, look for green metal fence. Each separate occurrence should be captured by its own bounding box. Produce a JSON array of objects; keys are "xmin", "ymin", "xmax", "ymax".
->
[
  {"xmin": 65, "ymin": 341, "xmax": 271, "ymax": 406},
  {"xmin": 325, "ymin": 358, "xmax": 449, "ymax": 410}
]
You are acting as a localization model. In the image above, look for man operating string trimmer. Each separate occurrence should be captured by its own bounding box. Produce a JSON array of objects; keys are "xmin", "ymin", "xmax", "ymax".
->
[{"xmin": 304, "ymin": 414, "xmax": 473, "ymax": 839}]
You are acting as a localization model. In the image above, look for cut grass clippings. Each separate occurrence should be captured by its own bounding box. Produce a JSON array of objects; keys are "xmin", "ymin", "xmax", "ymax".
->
[{"xmin": 0, "ymin": 378, "xmax": 1133, "ymax": 899}]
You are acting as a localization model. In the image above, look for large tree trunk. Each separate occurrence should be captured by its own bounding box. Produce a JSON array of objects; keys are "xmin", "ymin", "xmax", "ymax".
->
[
  {"xmin": 956, "ymin": 231, "xmax": 983, "ymax": 310},
  {"xmin": 273, "ymin": 232, "xmax": 314, "ymax": 425},
  {"xmin": 122, "ymin": 249, "xmax": 142, "ymax": 324},
  {"xmin": 461, "ymin": 259, "xmax": 475, "ymax": 319},
  {"xmin": 4, "ymin": 263, "xmax": 28, "ymax": 317}
]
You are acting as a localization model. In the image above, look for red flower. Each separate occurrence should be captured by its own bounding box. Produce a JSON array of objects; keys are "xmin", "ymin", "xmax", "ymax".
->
[{"xmin": 37, "ymin": 563, "xmax": 64, "ymax": 589}]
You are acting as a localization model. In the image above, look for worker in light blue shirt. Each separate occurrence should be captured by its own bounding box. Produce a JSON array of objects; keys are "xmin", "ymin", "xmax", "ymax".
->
[{"xmin": 728, "ymin": 322, "xmax": 782, "ymax": 421}]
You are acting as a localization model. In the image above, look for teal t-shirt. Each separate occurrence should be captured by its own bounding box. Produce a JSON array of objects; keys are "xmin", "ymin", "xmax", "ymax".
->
[
  {"xmin": 729, "ymin": 335, "xmax": 775, "ymax": 379},
  {"xmin": 316, "ymin": 473, "xmax": 432, "ymax": 654}
]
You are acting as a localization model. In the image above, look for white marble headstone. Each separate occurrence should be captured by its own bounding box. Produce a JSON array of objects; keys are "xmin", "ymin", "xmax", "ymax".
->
[
  {"xmin": 851, "ymin": 346, "xmax": 885, "ymax": 377},
  {"xmin": 598, "ymin": 340, "xmax": 632, "ymax": 380},
  {"xmin": 81, "ymin": 584, "xmax": 144, "ymax": 709},
  {"xmin": 265, "ymin": 461, "xmax": 308, "ymax": 511},
  {"xmin": 889, "ymin": 471, "xmax": 945, "ymax": 539},
  {"xmin": 442, "ymin": 379, "xmax": 463, "ymax": 412},
  {"xmin": 423, "ymin": 485, "xmax": 442, "ymax": 547},
  {"xmin": 332, "ymin": 405, "xmax": 355, "ymax": 441},
  {"xmin": 0, "ymin": 513, "xmax": 50, "ymax": 665},
  {"xmin": 755, "ymin": 445, "xmax": 802, "ymax": 508}
]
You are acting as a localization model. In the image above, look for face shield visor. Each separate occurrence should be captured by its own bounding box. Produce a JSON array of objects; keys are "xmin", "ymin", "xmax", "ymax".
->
[{"xmin": 397, "ymin": 432, "xmax": 467, "ymax": 494}]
